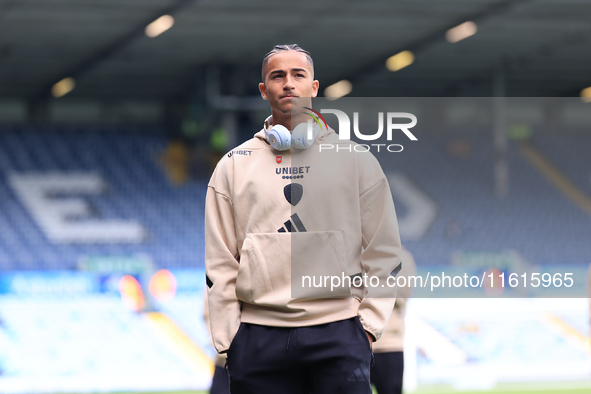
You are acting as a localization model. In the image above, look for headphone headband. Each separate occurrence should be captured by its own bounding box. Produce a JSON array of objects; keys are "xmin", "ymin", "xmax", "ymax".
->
[{"xmin": 264, "ymin": 118, "xmax": 320, "ymax": 151}]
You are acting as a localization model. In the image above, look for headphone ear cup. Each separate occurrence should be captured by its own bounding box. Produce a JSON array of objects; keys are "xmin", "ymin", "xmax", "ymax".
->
[
  {"xmin": 292, "ymin": 122, "xmax": 320, "ymax": 149},
  {"xmin": 267, "ymin": 124, "xmax": 291, "ymax": 151}
]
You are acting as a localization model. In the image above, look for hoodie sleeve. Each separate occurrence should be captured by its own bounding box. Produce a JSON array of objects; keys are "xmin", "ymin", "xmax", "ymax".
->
[
  {"xmin": 356, "ymin": 152, "xmax": 402, "ymax": 341},
  {"xmin": 205, "ymin": 163, "xmax": 242, "ymax": 353}
]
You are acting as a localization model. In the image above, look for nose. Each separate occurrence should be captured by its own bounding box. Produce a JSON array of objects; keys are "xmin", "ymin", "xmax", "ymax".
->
[{"xmin": 283, "ymin": 74, "xmax": 295, "ymax": 90}]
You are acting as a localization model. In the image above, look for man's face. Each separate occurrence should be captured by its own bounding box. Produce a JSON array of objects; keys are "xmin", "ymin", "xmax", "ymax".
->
[{"xmin": 259, "ymin": 51, "xmax": 319, "ymax": 116}]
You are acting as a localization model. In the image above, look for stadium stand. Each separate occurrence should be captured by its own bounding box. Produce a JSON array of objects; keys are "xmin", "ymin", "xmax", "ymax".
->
[
  {"xmin": 0, "ymin": 292, "xmax": 210, "ymax": 392},
  {"xmin": 0, "ymin": 128, "xmax": 207, "ymax": 272},
  {"xmin": 392, "ymin": 130, "xmax": 591, "ymax": 266},
  {"xmin": 0, "ymin": 127, "xmax": 589, "ymax": 271},
  {"xmin": 533, "ymin": 132, "xmax": 591, "ymax": 197},
  {"xmin": 0, "ymin": 126, "xmax": 589, "ymax": 393}
]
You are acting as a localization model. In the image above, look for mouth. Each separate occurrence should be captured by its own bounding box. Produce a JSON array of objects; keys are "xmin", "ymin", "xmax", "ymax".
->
[{"xmin": 281, "ymin": 94, "xmax": 298, "ymax": 99}]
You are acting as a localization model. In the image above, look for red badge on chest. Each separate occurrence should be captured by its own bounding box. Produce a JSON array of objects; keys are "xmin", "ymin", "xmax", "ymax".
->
[{"xmin": 276, "ymin": 156, "xmax": 282, "ymax": 164}]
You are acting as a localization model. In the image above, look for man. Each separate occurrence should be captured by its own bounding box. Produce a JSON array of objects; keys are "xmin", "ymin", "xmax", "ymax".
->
[
  {"xmin": 370, "ymin": 247, "xmax": 416, "ymax": 394},
  {"xmin": 205, "ymin": 44, "xmax": 402, "ymax": 393}
]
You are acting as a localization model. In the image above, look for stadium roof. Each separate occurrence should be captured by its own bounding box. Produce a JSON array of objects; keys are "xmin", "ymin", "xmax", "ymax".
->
[{"xmin": 1, "ymin": 0, "xmax": 590, "ymax": 100}]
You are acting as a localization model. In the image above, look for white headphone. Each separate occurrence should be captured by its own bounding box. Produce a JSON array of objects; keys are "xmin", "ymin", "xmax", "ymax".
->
[{"xmin": 265, "ymin": 120, "xmax": 321, "ymax": 151}]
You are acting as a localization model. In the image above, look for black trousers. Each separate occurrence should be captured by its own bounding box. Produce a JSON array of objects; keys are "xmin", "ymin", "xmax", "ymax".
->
[
  {"xmin": 370, "ymin": 351, "xmax": 404, "ymax": 394},
  {"xmin": 226, "ymin": 316, "xmax": 373, "ymax": 394},
  {"xmin": 210, "ymin": 365, "xmax": 230, "ymax": 394}
]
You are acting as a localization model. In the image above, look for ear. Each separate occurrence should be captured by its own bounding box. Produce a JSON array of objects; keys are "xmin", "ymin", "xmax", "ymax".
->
[
  {"xmin": 311, "ymin": 80, "xmax": 319, "ymax": 98},
  {"xmin": 259, "ymin": 82, "xmax": 268, "ymax": 100}
]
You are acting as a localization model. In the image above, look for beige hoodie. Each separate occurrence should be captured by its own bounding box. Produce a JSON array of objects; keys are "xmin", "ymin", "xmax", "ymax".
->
[
  {"xmin": 205, "ymin": 116, "xmax": 402, "ymax": 353},
  {"xmin": 203, "ymin": 290, "xmax": 227, "ymax": 367}
]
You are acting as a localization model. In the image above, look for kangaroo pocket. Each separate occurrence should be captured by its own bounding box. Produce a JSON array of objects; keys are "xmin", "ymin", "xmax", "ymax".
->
[{"xmin": 236, "ymin": 231, "xmax": 351, "ymax": 308}]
